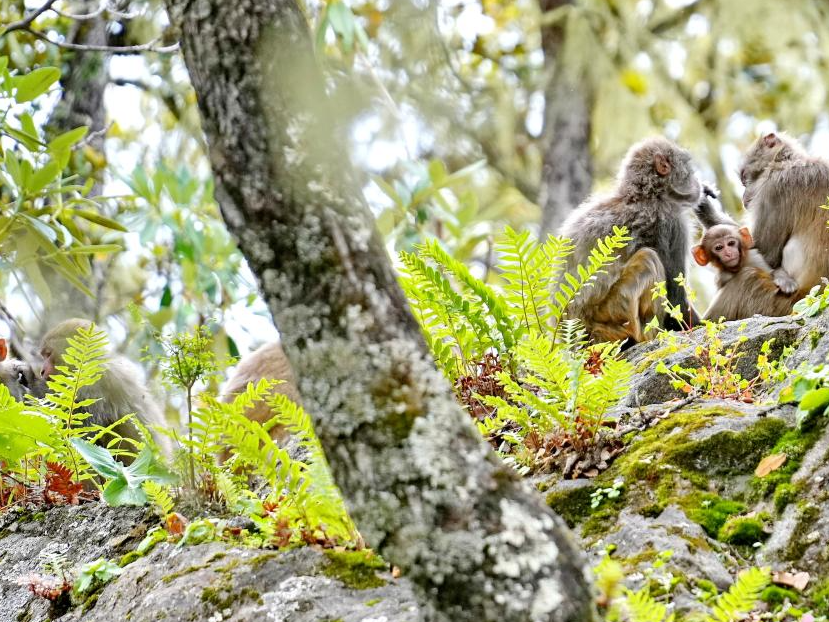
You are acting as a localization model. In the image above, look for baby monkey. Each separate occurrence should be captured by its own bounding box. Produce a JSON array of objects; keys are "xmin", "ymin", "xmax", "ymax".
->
[{"xmin": 693, "ymin": 224, "xmax": 800, "ymax": 320}]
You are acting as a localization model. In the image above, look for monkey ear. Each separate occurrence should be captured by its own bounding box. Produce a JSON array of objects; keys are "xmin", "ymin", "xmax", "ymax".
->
[
  {"xmin": 653, "ymin": 153, "xmax": 672, "ymax": 177},
  {"xmin": 0, "ymin": 339, "xmax": 7, "ymax": 362},
  {"xmin": 762, "ymin": 132, "xmax": 779, "ymax": 148},
  {"xmin": 738, "ymin": 226, "xmax": 754, "ymax": 249},
  {"xmin": 692, "ymin": 245, "xmax": 709, "ymax": 266}
]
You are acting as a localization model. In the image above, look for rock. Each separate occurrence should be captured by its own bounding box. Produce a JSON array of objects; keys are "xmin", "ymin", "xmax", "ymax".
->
[
  {"xmin": 0, "ymin": 503, "xmax": 151, "ymax": 622},
  {"xmin": 588, "ymin": 506, "xmax": 733, "ymax": 590},
  {"xmin": 622, "ymin": 315, "xmax": 804, "ymax": 408},
  {"xmin": 63, "ymin": 543, "xmax": 422, "ymax": 622},
  {"xmin": 0, "ymin": 503, "xmax": 422, "ymax": 622}
]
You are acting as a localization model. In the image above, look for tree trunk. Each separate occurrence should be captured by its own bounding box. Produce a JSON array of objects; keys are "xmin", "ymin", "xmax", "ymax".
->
[
  {"xmin": 538, "ymin": 0, "xmax": 593, "ymax": 235},
  {"xmin": 164, "ymin": 0, "xmax": 595, "ymax": 619}
]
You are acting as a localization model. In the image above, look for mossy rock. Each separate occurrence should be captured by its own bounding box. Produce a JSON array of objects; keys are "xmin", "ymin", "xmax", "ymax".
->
[{"xmin": 718, "ymin": 516, "xmax": 769, "ymax": 545}]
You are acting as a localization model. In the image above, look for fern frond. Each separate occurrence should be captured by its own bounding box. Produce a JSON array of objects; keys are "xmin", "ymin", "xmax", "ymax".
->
[
  {"xmin": 419, "ymin": 239, "xmax": 517, "ymax": 350},
  {"xmin": 706, "ymin": 567, "xmax": 769, "ymax": 622},
  {"xmin": 552, "ymin": 226, "xmax": 630, "ymax": 324},
  {"xmin": 143, "ymin": 480, "xmax": 175, "ymax": 517},
  {"xmin": 622, "ymin": 587, "xmax": 673, "ymax": 622}
]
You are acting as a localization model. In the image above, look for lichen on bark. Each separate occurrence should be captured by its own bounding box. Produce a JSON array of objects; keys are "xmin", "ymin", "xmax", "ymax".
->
[{"xmin": 164, "ymin": 0, "xmax": 595, "ymax": 619}]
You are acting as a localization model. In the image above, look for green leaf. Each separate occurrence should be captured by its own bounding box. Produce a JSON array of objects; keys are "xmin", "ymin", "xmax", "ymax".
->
[
  {"xmin": 29, "ymin": 160, "xmax": 60, "ymax": 194},
  {"xmin": 798, "ymin": 387, "xmax": 829, "ymax": 412},
  {"xmin": 13, "ymin": 67, "xmax": 60, "ymax": 103},
  {"xmin": 48, "ymin": 126, "xmax": 88, "ymax": 153},
  {"xmin": 71, "ymin": 437, "xmax": 122, "ymax": 479},
  {"xmin": 68, "ymin": 209, "xmax": 128, "ymax": 232}
]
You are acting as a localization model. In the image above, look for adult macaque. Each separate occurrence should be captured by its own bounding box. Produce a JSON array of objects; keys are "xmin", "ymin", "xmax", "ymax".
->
[
  {"xmin": 692, "ymin": 224, "xmax": 800, "ymax": 320},
  {"xmin": 559, "ymin": 137, "xmax": 700, "ymax": 343},
  {"xmin": 220, "ymin": 341, "xmax": 299, "ymax": 441},
  {"xmin": 740, "ymin": 132, "xmax": 829, "ymax": 291},
  {"xmin": 39, "ymin": 319, "xmax": 171, "ymax": 455},
  {"xmin": 0, "ymin": 338, "xmax": 46, "ymax": 402}
]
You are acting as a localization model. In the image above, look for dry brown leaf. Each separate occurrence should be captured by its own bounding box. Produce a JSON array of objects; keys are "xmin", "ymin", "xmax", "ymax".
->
[
  {"xmin": 755, "ymin": 453, "xmax": 787, "ymax": 477},
  {"xmin": 772, "ymin": 570, "xmax": 810, "ymax": 591},
  {"xmin": 584, "ymin": 468, "xmax": 599, "ymax": 478}
]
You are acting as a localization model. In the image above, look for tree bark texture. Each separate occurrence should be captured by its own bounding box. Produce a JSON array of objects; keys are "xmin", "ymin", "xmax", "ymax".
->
[
  {"xmin": 538, "ymin": 0, "xmax": 593, "ymax": 235},
  {"xmin": 165, "ymin": 1, "xmax": 595, "ymax": 620}
]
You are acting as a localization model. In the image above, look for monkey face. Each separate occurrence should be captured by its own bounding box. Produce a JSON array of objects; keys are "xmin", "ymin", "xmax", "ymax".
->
[
  {"xmin": 620, "ymin": 137, "xmax": 700, "ymax": 202},
  {"xmin": 712, "ymin": 237, "xmax": 741, "ymax": 269}
]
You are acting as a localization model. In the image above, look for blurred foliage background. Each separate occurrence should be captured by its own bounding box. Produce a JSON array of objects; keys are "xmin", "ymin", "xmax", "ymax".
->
[{"xmin": 1, "ymin": 0, "xmax": 829, "ymax": 394}]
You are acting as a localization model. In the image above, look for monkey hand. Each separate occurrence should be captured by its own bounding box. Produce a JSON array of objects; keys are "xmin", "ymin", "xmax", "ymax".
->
[
  {"xmin": 772, "ymin": 268, "xmax": 798, "ymax": 294},
  {"xmin": 700, "ymin": 182, "xmax": 719, "ymax": 200}
]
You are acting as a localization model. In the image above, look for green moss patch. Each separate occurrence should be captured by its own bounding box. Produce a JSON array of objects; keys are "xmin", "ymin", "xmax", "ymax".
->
[
  {"xmin": 680, "ymin": 493, "xmax": 746, "ymax": 538},
  {"xmin": 545, "ymin": 484, "xmax": 596, "ymax": 527},
  {"xmin": 323, "ymin": 550, "xmax": 387, "ymax": 590},
  {"xmin": 718, "ymin": 515, "xmax": 769, "ymax": 545}
]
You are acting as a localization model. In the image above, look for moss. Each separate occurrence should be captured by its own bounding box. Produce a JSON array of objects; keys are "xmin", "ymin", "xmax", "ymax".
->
[
  {"xmin": 545, "ymin": 484, "xmax": 596, "ymax": 527},
  {"xmin": 248, "ymin": 552, "xmax": 279, "ymax": 569},
  {"xmin": 201, "ymin": 585, "xmax": 263, "ymax": 610},
  {"xmin": 761, "ymin": 585, "xmax": 799, "ymax": 608},
  {"xmin": 364, "ymin": 598, "xmax": 382, "ymax": 606},
  {"xmin": 718, "ymin": 516, "xmax": 769, "ymax": 545},
  {"xmin": 810, "ymin": 330, "xmax": 822, "ymax": 349},
  {"xmin": 749, "ymin": 426, "xmax": 822, "ymax": 502},
  {"xmin": 580, "ymin": 505, "xmax": 623, "ymax": 539},
  {"xmin": 810, "ymin": 578, "xmax": 829, "ymax": 615},
  {"xmin": 323, "ymin": 550, "xmax": 387, "ymax": 590},
  {"xmin": 785, "ymin": 503, "xmax": 820, "ymax": 560},
  {"xmin": 667, "ymin": 417, "xmax": 787, "ymax": 476},
  {"xmin": 680, "ymin": 493, "xmax": 746, "ymax": 538},
  {"xmin": 773, "ymin": 483, "xmax": 799, "ymax": 514},
  {"xmin": 119, "ymin": 551, "xmax": 143, "ymax": 567},
  {"xmin": 162, "ymin": 563, "xmax": 208, "ymax": 584}
]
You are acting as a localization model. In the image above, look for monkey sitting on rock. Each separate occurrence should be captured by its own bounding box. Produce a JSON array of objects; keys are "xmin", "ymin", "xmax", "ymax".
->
[{"xmin": 558, "ymin": 136, "xmax": 701, "ymax": 344}]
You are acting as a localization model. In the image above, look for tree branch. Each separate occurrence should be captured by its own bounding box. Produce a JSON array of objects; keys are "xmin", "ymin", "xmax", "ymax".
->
[
  {"xmin": 1, "ymin": 0, "xmax": 60, "ymax": 35},
  {"xmin": 18, "ymin": 29, "xmax": 179, "ymax": 54}
]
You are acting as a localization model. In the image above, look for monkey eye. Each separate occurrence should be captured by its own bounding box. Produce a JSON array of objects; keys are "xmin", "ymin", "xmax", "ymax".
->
[
  {"xmin": 714, "ymin": 245, "xmax": 723, "ymax": 251},
  {"xmin": 17, "ymin": 371, "xmax": 28, "ymax": 387},
  {"xmin": 727, "ymin": 240, "xmax": 736, "ymax": 247}
]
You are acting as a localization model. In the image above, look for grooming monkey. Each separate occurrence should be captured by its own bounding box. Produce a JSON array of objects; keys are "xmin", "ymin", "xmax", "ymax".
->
[
  {"xmin": 558, "ymin": 137, "xmax": 701, "ymax": 343},
  {"xmin": 692, "ymin": 223, "xmax": 800, "ymax": 321},
  {"xmin": 39, "ymin": 318, "xmax": 172, "ymax": 455},
  {"xmin": 219, "ymin": 341, "xmax": 299, "ymax": 441},
  {"xmin": 698, "ymin": 133, "xmax": 829, "ymax": 292}
]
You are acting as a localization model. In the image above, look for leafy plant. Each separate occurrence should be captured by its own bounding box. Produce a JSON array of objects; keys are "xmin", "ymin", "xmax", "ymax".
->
[
  {"xmin": 649, "ymin": 279, "xmax": 783, "ymax": 403},
  {"xmin": 71, "ymin": 439, "xmax": 176, "ymax": 507},
  {"xmin": 0, "ymin": 57, "xmax": 125, "ymax": 301},
  {"xmin": 590, "ymin": 478, "xmax": 625, "ymax": 509},
  {"xmin": 400, "ymin": 226, "xmax": 633, "ymax": 473},
  {"xmin": 72, "ymin": 558, "xmax": 122, "ymax": 598},
  {"xmin": 154, "ymin": 325, "xmax": 222, "ymax": 487},
  {"xmin": 792, "ymin": 282, "xmax": 829, "ymax": 318},
  {"xmin": 595, "ymin": 555, "xmax": 771, "ymax": 622}
]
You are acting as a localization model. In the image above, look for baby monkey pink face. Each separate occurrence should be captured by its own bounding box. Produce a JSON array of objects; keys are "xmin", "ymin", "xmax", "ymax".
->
[{"xmin": 693, "ymin": 224, "xmax": 753, "ymax": 273}]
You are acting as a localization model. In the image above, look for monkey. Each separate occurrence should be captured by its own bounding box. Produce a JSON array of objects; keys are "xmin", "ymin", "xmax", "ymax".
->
[
  {"xmin": 219, "ymin": 341, "xmax": 299, "ymax": 442},
  {"xmin": 692, "ymin": 223, "xmax": 800, "ymax": 320},
  {"xmin": 39, "ymin": 319, "xmax": 172, "ymax": 457},
  {"xmin": 558, "ymin": 136, "xmax": 701, "ymax": 343},
  {"xmin": 695, "ymin": 180, "xmax": 799, "ymax": 294},
  {"xmin": 0, "ymin": 338, "xmax": 46, "ymax": 402}
]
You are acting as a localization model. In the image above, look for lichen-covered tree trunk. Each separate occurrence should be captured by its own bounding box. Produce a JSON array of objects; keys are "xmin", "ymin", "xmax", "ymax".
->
[
  {"xmin": 538, "ymin": 0, "xmax": 593, "ymax": 235},
  {"xmin": 164, "ymin": 1, "xmax": 594, "ymax": 620}
]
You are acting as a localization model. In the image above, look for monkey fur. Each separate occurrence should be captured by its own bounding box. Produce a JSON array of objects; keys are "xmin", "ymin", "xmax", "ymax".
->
[
  {"xmin": 39, "ymin": 318, "xmax": 172, "ymax": 456},
  {"xmin": 740, "ymin": 132, "xmax": 829, "ymax": 292},
  {"xmin": 0, "ymin": 358, "xmax": 46, "ymax": 402},
  {"xmin": 558, "ymin": 137, "xmax": 701, "ymax": 343},
  {"xmin": 220, "ymin": 341, "xmax": 300, "ymax": 442}
]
